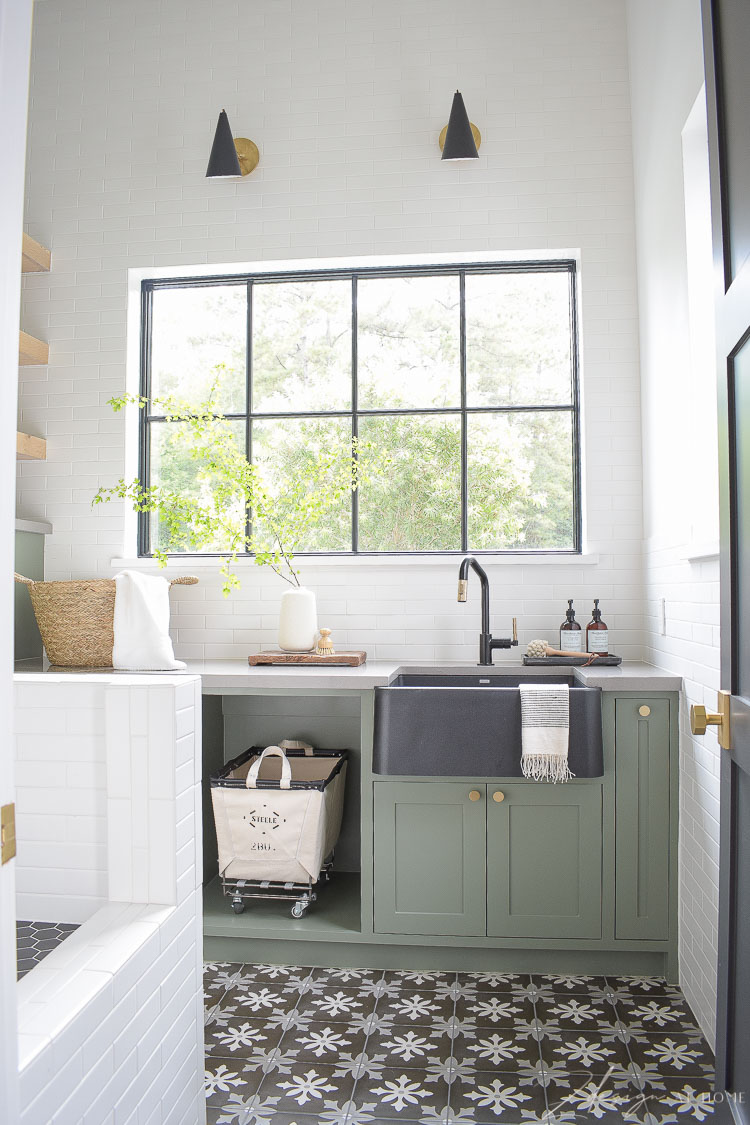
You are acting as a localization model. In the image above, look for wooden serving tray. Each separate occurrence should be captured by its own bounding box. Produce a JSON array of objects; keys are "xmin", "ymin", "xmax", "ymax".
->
[
  {"xmin": 249, "ymin": 650, "xmax": 367, "ymax": 667},
  {"xmin": 523, "ymin": 654, "xmax": 622, "ymax": 667}
]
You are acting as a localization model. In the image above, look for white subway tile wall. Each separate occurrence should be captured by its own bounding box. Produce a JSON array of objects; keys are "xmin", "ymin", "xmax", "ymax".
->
[
  {"xmin": 14, "ymin": 680, "xmax": 108, "ymax": 924},
  {"xmin": 626, "ymin": 0, "xmax": 720, "ymax": 1048},
  {"xmin": 15, "ymin": 676, "xmax": 204, "ymax": 1125},
  {"xmin": 644, "ymin": 544, "xmax": 721, "ymax": 1047},
  {"xmin": 18, "ymin": 0, "xmax": 645, "ymax": 664}
]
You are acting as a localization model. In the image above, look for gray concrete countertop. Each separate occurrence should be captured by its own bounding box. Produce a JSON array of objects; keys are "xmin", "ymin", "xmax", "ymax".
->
[{"xmin": 15, "ymin": 657, "xmax": 682, "ymax": 692}]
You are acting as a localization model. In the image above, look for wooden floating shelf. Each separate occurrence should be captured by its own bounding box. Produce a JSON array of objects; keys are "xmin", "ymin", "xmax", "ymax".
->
[
  {"xmin": 21, "ymin": 233, "xmax": 50, "ymax": 273},
  {"xmin": 16, "ymin": 431, "xmax": 46, "ymax": 461},
  {"xmin": 19, "ymin": 330, "xmax": 49, "ymax": 366}
]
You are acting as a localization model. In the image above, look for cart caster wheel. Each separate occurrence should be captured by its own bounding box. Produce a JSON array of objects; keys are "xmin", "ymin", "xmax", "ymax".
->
[
  {"xmin": 232, "ymin": 900, "xmax": 245, "ymax": 915},
  {"xmin": 291, "ymin": 902, "xmax": 307, "ymax": 919}
]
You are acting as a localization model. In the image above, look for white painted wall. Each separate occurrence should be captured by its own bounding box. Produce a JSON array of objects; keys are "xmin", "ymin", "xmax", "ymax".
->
[
  {"xmin": 626, "ymin": 0, "xmax": 721, "ymax": 1045},
  {"xmin": 0, "ymin": 0, "xmax": 33, "ymax": 1119},
  {"xmin": 18, "ymin": 0, "xmax": 645, "ymax": 664}
]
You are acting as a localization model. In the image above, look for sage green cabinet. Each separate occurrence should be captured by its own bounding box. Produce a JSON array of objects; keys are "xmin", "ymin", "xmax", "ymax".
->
[
  {"xmin": 373, "ymin": 781, "xmax": 486, "ymax": 937},
  {"xmin": 374, "ymin": 780, "xmax": 602, "ymax": 940},
  {"xmin": 614, "ymin": 696, "xmax": 672, "ymax": 940},
  {"xmin": 487, "ymin": 784, "xmax": 602, "ymax": 939}
]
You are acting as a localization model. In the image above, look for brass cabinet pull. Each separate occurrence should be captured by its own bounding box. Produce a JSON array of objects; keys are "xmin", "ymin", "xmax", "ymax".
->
[
  {"xmin": 492, "ymin": 791, "xmax": 505, "ymax": 803},
  {"xmin": 469, "ymin": 790, "xmax": 481, "ymax": 802},
  {"xmin": 639, "ymin": 705, "xmax": 651, "ymax": 717}
]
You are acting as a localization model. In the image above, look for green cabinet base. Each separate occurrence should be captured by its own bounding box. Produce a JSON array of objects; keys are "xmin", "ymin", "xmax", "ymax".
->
[{"xmin": 203, "ymin": 933, "xmax": 676, "ymax": 981}]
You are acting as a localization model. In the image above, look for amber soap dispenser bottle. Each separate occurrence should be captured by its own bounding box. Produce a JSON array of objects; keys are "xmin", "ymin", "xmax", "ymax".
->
[
  {"xmin": 586, "ymin": 599, "xmax": 609, "ymax": 655},
  {"xmin": 560, "ymin": 600, "xmax": 583, "ymax": 652}
]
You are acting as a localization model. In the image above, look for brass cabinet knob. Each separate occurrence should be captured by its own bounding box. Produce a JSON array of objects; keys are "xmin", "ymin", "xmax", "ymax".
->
[
  {"xmin": 639, "ymin": 705, "xmax": 651, "ymax": 717},
  {"xmin": 469, "ymin": 790, "xmax": 481, "ymax": 802},
  {"xmin": 492, "ymin": 791, "xmax": 505, "ymax": 803},
  {"xmin": 690, "ymin": 691, "xmax": 732, "ymax": 749}
]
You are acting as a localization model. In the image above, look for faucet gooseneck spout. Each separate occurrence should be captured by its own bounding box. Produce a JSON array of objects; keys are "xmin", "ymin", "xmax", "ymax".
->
[{"xmin": 457, "ymin": 556, "xmax": 518, "ymax": 666}]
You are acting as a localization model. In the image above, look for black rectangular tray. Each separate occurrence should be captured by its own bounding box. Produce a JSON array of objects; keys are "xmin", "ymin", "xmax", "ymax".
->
[{"xmin": 523, "ymin": 654, "xmax": 622, "ymax": 666}]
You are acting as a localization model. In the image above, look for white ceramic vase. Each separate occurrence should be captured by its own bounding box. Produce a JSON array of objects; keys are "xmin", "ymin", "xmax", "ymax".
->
[{"xmin": 278, "ymin": 586, "xmax": 318, "ymax": 652}]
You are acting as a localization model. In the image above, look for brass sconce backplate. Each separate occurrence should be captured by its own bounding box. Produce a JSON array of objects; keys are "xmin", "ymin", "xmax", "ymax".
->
[
  {"xmin": 234, "ymin": 138, "xmax": 260, "ymax": 176},
  {"xmin": 439, "ymin": 123, "xmax": 482, "ymax": 152}
]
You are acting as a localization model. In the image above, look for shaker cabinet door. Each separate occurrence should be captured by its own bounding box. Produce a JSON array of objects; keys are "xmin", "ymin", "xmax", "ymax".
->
[
  {"xmin": 614, "ymin": 697, "xmax": 672, "ymax": 940},
  {"xmin": 373, "ymin": 781, "xmax": 487, "ymax": 937},
  {"xmin": 486, "ymin": 784, "xmax": 603, "ymax": 939}
]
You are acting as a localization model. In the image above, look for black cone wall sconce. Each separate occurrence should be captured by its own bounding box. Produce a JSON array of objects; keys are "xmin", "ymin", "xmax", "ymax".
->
[
  {"xmin": 439, "ymin": 91, "xmax": 481, "ymax": 160},
  {"xmin": 206, "ymin": 110, "xmax": 259, "ymax": 178}
]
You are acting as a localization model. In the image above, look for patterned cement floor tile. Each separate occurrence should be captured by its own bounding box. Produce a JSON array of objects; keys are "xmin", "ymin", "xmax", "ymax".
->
[
  {"xmin": 279, "ymin": 1020, "xmax": 368, "ymax": 1065},
  {"xmin": 206, "ymin": 1014, "xmax": 285, "ymax": 1058},
  {"xmin": 539, "ymin": 1029, "xmax": 633, "ymax": 1074},
  {"xmin": 626, "ymin": 1033, "xmax": 715, "ymax": 1079},
  {"xmin": 351, "ymin": 1069, "xmax": 451, "ymax": 1120},
  {"xmin": 259, "ymin": 1062, "xmax": 357, "ymax": 1114},
  {"xmin": 639, "ymin": 1076, "xmax": 718, "ymax": 1121},
  {"xmin": 295, "ymin": 986, "xmax": 379, "ymax": 1024},
  {"xmin": 454, "ymin": 995, "xmax": 531, "ymax": 1028},
  {"xmin": 456, "ymin": 971, "xmax": 526, "ymax": 994},
  {"xmin": 377, "ymin": 993, "xmax": 456, "ymax": 1026},
  {"xmin": 202, "ymin": 964, "xmax": 716, "ymax": 1125},
  {"xmin": 449, "ymin": 1070, "xmax": 549, "ymax": 1121}
]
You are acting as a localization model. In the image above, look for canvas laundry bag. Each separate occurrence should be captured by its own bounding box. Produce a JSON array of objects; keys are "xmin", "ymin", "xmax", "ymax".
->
[{"xmin": 211, "ymin": 743, "xmax": 347, "ymax": 883}]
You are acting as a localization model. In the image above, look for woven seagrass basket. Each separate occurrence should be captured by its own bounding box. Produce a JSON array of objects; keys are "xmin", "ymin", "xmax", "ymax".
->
[{"xmin": 14, "ymin": 573, "xmax": 198, "ymax": 667}]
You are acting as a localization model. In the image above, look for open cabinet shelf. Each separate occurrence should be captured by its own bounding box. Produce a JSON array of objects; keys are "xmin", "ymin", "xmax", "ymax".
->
[
  {"xmin": 21, "ymin": 233, "xmax": 51, "ymax": 273},
  {"xmin": 16, "ymin": 431, "xmax": 46, "ymax": 461},
  {"xmin": 19, "ymin": 330, "xmax": 48, "ymax": 366},
  {"xmin": 203, "ymin": 872, "xmax": 362, "ymax": 942}
]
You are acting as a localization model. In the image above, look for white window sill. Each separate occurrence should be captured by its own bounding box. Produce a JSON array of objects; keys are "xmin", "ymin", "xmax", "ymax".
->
[{"xmin": 110, "ymin": 553, "xmax": 600, "ymax": 570}]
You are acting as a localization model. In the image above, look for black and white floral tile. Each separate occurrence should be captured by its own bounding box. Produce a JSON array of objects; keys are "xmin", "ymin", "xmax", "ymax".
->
[
  {"xmin": 203, "ymin": 964, "xmax": 718, "ymax": 1124},
  {"xmin": 16, "ymin": 919, "xmax": 79, "ymax": 979}
]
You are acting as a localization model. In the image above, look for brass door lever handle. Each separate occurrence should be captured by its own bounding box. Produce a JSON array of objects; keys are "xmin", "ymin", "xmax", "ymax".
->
[{"xmin": 690, "ymin": 690, "xmax": 731, "ymax": 749}]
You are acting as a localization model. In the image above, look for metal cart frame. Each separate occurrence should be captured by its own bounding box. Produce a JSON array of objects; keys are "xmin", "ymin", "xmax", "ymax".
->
[{"xmin": 221, "ymin": 855, "xmax": 334, "ymax": 919}]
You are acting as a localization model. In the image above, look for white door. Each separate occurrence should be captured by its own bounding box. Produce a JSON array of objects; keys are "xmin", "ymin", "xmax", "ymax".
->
[{"xmin": 0, "ymin": 1, "xmax": 33, "ymax": 1120}]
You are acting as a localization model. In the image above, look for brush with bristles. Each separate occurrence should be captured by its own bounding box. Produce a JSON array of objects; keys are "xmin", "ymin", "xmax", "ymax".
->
[
  {"xmin": 526, "ymin": 639, "xmax": 599, "ymax": 659},
  {"xmin": 316, "ymin": 628, "xmax": 335, "ymax": 657}
]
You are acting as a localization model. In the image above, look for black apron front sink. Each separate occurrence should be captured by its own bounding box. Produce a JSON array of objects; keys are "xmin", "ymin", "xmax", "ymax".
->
[{"xmin": 373, "ymin": 678, "xmax": 603, "ymax": 778}]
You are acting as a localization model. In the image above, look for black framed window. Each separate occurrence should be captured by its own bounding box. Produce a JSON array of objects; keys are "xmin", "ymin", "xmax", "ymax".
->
[{"xmin": 138, "ymin": 261, "xmax": 581, "ymax": 556}]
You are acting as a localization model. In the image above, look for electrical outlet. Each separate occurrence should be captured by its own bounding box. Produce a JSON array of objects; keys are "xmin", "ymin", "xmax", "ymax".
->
[{"xmin": 660, "ymin": 598, "xmax": 667, "ymax": 636}]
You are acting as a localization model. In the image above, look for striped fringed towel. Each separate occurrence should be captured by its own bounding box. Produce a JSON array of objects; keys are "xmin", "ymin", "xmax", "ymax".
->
[{"xmin": 519, "ymin": 682, "xmax": 574, "ymax": 783}]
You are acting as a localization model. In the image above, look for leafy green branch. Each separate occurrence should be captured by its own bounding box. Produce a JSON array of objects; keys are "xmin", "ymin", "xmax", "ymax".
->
[{"xmin": 93, "ymin": 372, "xmax": 389, "ymax": 595}]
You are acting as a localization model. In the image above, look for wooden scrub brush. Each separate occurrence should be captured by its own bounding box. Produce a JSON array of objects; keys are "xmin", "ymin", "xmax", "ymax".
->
[{"xmin": 315, "ymin": 628, "xmax": 335, "ymax": 656}]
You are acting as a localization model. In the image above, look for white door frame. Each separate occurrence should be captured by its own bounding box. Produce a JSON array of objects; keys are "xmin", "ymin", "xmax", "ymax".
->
[{"xmin": 0, "ymin": 1, "xmax": 33, "ymax": 1121}]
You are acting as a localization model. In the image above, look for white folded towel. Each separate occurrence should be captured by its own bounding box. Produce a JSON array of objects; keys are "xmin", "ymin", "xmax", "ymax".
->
[
  {"xmin": 519, "ymin": 682, "xmax": 573, "ymax": 783},
  {"xmin": 112, "ymin": 570, "xmax": 186, "ymax": 671}
]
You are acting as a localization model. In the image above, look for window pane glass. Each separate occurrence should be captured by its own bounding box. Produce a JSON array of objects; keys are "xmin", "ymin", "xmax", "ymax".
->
[
  {"xmin": 465, "ymin": 272, "xmax": 572, "ymax": 406},
  {"xmin": 467, "ymin": 411, "xmax": 575, "ymax": 549},
  {"xmin": 252, "ymin": 280, "xmax": 351, "ymax": 412},
  {"xmin": 252, "ymin": 417, "xmax": 352, "ymax": 552},
  {"xmin": 358, "ymin": 276, "xmax": 460, "ymax": 408},
  {"xmin": 151, "ymin": 285, "xmax": 247, "ymax": 414},
  {"xmin": 358, "ymin": 414, "xmax": 461, "ymax": 550},
  {"xmin": 149, "ymin": 419, "xmax": 246, "ymax": 553}
]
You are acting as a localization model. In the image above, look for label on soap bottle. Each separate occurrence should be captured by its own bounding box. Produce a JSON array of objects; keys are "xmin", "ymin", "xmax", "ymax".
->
[
  {"xmin": 588, "ymin": 630, "xmax": 609, "ymax": 653},
  {"xmin": 560, "ymin": 629, "xmax": 583, "ymax": 652}
]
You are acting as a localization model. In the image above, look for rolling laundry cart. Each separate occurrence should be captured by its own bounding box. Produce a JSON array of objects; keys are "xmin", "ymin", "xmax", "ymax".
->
[{"xmin": 210, "ymin": 740, "xmax": 348, "ymax": 919}]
